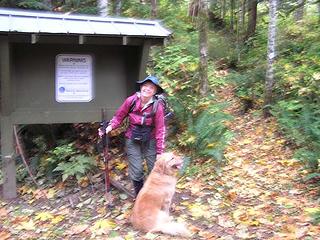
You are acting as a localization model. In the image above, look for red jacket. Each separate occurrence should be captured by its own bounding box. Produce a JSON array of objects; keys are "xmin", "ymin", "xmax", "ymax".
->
[{"xmin": 109, "ymin": 92, "xmax": 166, "ymax": 154}]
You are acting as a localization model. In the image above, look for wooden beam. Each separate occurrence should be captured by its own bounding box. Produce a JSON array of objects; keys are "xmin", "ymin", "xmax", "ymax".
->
[
  {"xmin": 122, "ymin": 36, "xmax": 128, "ymax": 45},
  {"xmin": 0, "ymin": 37, "xmax": 12, "ymax": 115},
  {"xmin": 31, "ymin": 34, "xmax": 39, "ymax": 44},
  {"xmin": 79, "ymin": 35, "xmax": 86, "ymax": 44}
]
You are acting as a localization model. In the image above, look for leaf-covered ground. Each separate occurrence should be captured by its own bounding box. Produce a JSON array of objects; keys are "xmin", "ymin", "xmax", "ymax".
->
[{"xmin": 1, "ymin": 85, "xmax": 319, "ymax": 239}]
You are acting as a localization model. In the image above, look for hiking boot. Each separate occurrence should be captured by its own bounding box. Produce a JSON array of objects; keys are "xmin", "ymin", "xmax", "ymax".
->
[{"xmin": 132, "ymin": 180, "xmax": 144, "ymax": 197}]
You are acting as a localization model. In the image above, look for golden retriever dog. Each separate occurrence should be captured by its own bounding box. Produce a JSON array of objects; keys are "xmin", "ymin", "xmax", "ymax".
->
[{"xmin": 130, "ymin": 152, "xmax": 190, "ymax": 237}]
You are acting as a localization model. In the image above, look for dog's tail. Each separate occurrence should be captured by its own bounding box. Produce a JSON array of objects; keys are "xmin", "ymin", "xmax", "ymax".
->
[{"xmin": 150, "ymin": 221, "xmax": 191, "ymax": 237}]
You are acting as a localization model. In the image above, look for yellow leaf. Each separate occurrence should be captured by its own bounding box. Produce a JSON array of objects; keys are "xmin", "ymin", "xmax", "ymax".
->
[
  {"xmin": 276, "ymin": 197, "xmax": 295, "ymax": 207},
  {"xmin": 188, "ymin": 203, "xmax": 211, "ymax": 219},
  {"xmin": 241, "ymin": 139, "xmax": 252, "ymax": 145},
  {"xmin": 51, "ymin": 215, "xmax": 65, "ymax": 224},
  {"xmin": 78, "ymin": 176, "xmax": 89, "ymax": 188},
  {"xmin": 92, "ymin": 219, "xmax": 117, "ymax": 230},
  {"xmin": 305, "ymin": 207, "xmax": 320, "ymax": 214},
  {"xmin": 16, "ymin": 220, "xmax": 36, "ymax": 231},
  {"xmin": 115, "ymin": 162, "xmax": 127, "ymax": 170},
  {"xmin": 46, "ymin": 188, "xmax": 56, "ymax": 199},
  {"xmin": 207, "ymin": 143, "xmax": 216, "ymax": 148},
  {"xmin": 186, "ymin": 135, "xmax": 196, "ymax": 144},
  {"xmin": 35, "ymin": 211, "xmax": 54, "ymax": 221}
]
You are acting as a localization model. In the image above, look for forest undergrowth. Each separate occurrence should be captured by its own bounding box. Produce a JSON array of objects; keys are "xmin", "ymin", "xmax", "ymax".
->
[{"xmin": 0, "ymin": 84, "xmax": 319, "ymax": 240}]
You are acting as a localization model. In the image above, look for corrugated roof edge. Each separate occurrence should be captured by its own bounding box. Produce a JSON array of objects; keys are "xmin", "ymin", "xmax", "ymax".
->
[{"xmin": 0, "ymin": 7, "xmax": 172, "ymax": 37}]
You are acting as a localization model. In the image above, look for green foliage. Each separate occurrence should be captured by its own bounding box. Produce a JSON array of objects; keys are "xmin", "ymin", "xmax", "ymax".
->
[
  {"xmin": 39, "ymin": 143, "xmax": 78, "ymax": 180},
  {"xmin": 176, "ymin": 102, "xmax": 233, "ymax": 161},
  {"xmin": 208, "ymin": 31, "xmax": 238, "ymax": 66},
  {"xmin": 309, "ymin": 209, "xmax": 320, "ymax": 225},
  {"xmin": 53, "ymin": 155, "xmax": 96, "ymax": 182},
  {"xmin": 58, "ymin": 0, "xmax": 97, "ymax": 14},
  {"xmin": 36, "ymin": 143, "xmax": 96, "ymax": 183},
  {"xmin": 225, "ymin": 69, "xmax": 265, "ymax": 104},
  {"xmin": 121, "ymin": 0, "xmax": 151, "ymax": 18},
  {"xmin": 272, "ymin": 100, "xmax": 320, "ymax": 171},
  {"xmin": 151, "ymin": 44, "xmax": 198, "ymax": 83},
  {"xmin": 276, "ymin": 17, "xmax": 320, "ymax": 101},
  {"xmin": 268, "ymin": 15, "xmax": 320, "ymax": 173},
  {"xmin": 17, "ymin": 0, "xmax": 51, "ymax": 10}
]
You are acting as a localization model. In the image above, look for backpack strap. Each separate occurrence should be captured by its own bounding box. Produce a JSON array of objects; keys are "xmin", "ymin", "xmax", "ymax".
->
[
  {"xmin": 129, "ymin": 97, "xmax": 136, "ymax": 113},
  {"xmin": 128, "ymin": 95, "xmax": 160, "ymax": 125}
]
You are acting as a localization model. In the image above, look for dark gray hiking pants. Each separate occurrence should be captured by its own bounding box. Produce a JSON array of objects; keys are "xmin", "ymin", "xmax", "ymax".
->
[{"xmin": 125, "ymin": 138, "xmax": 157, "ymax": 181}]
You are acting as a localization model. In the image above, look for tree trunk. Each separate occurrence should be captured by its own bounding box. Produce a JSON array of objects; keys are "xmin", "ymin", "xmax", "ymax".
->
[
  {"xmin": 150, "ymin": 0, "xmax": 157, "ymax": 19},
  {"xmin": 98, "ymin": 0, "xmax": 109, "ymax": 17},
  {"xmin": 317, "ymin": 1, "xmax": 320, "ymax": 23},
  {"xmin": 230, "ymin": 0, "xmax": 235, "ymax": 31},
  {"xmin": 246, "ymin": 0, "xmax": 257, "ymax": 39},
  {"xmin": 240, "ymin": 0, "xmax": 246, "ymax": 32},
  {"xmin": 114, "ymin": 0, "xmax": 122, "ymax": 16},
  {"xmin": 263, "ymin": 0, "xmax": 278, "ymax": 118},
  {"xmin": 294, "ymin": 0, "xmax": 305, "ymax": 21},
  {"xmin": 199, "ymin": 11, "xmax": 209, "ymax": 96},
  {"xmin": 189, "ymin": 0, "xmax": 209, "ymax": 96},
  {"xmin": 221, "ymin": 0, "xmax": 226, "ymax": 19}
]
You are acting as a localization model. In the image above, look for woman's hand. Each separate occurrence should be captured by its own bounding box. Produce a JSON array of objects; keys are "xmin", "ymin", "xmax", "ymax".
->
[{"xmin": 98, "ymin": 125, "xmax": 112, "ymax": 137}]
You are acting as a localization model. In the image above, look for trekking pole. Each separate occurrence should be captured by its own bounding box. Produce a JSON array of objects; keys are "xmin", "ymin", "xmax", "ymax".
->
[
  {"xmin": 98, "ymin": 109, "xmax": 135, "ymax": 200},
  {"xmin": 99, "ymin": 109, "xmax": 113, "ymax": 204}
]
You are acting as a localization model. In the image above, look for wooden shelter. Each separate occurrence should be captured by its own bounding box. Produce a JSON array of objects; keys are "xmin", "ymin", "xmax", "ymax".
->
[{"xmin": 0, "ymin": 8, "xmax": 171, "ymax": 199}]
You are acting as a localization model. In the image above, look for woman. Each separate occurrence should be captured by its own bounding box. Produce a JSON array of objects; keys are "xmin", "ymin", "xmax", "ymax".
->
[{"xmin": 100, "ymin": 75, "xmax": 166, "ymax": 196}]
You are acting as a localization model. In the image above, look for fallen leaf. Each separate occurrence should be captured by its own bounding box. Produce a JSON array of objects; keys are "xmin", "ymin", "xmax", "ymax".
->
[
  {"xmin": 66, "ymin": 224, "xmax": 89, "ymax": 235},
  {"xmin": 35, "ymin": 211, "xmax": 54, "ymax": 221},
  {"xmin": 218, "ymin": 215, "xmax": 235, "ymax": 228},
  {"xmin": 15, "ymin": 220, "xmax": 36, "ymax": 231},
  {"xmin": 92, "ymin": 219, "xmax": 117, "ymax": 230},
  {"xmin": 51, "ymin": 215, "xmax": 65, "ymax": 224},
  {"xmin": 0, "ymin": 230, "xmax": 11, "ymax": 240},
  {"xmin": 0, "ymin": 208, "xmax": 9, "ymax": 218},
  {"xmin": 115, "ymin": 162, "xmax": 127, "ymax": 170}
]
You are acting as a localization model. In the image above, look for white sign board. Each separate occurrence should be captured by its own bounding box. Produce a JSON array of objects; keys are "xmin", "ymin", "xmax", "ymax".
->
[{"xmin": 55, "ymin": 54, "xmax": 93, "ymax": 102}]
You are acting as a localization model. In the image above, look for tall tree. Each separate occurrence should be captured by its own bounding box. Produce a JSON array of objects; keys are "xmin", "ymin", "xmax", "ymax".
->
[
  {"xmin": 230, "ymin": 0, "xmax": 235, "ymax": 31},
  {"xmin": 221, "ymin": 0, "xmax": 226, "ymax": 19},
  {"xmin": 189, "ymin": 0, "xmax": 209, "ymax": 96},
  {"xmin": 294, "ymin": 0, "xmax": 305, "ymax": 21},
  {"xmin": 246, "ymin": 0, "xmax": 257, "ymax": 39},
  {"xmin": 98, "ymin": 0, "xmax": 109, "ymax": 17},
  {"xmin": 113, "ymin": 0, "xmax": 122, "ymax": 16},
  {"xmin": 150, "ymin": 0, "xmax": 157, "ymax": 18},
  {"xmin": 318, "ymin": 1, "xmax": 320, "ymax": 22},
  {"xmin": 240, "ymin": 0, "xmax": 247, "ymax": 31},
  {"xmin": 263, "ymin": 0, "xmax": 278, "ymax": 118}
]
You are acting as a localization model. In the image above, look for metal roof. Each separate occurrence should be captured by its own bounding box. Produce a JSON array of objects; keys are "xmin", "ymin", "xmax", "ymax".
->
[{"xmin": 0, "ymin": 8, "xmax": 171, "ymax": 38}]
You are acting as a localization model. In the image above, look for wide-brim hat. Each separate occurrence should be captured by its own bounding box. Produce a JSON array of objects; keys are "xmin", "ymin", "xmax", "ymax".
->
[{"xmin": 137, "ymin": 75, "xmax": 164, "ymax": 94}]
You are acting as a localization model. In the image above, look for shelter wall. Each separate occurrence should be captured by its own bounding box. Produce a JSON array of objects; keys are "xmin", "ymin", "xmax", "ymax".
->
[{"xmin": 10, "ymin": 43, "xmax": 139, "ymax": 123}]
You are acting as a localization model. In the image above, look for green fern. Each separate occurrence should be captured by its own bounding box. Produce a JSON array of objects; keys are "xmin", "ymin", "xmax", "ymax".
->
[
  {"xmin": 53, "ymin": 155, "xmax": 96, "ymax": 182},
  {"xmin": 272, "ymin": 100, "xmax": 320, "ymax": 171},
  {"xmin": 173, "ymin": 100, "xmax": 233, "ymax": 162}
]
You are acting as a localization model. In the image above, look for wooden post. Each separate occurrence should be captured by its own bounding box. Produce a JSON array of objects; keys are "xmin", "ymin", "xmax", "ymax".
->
[
  {"xmin": 1, "ymin": 117, "xmax": 16, "ymax": 199},
  {"xmin": 0, "ymin": 37, "xmax": 16, "ymax": 199}
]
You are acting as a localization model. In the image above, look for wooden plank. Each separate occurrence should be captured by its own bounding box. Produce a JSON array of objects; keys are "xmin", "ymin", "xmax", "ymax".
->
[{"xmin": 0, "ymin": 37, "xmax": 12, "ymax": 115}]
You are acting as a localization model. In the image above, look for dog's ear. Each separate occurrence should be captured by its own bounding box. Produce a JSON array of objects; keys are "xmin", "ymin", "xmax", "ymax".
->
[{"xmin": 154, "ymin": 154, "xmax": 167, "ymax": 174}]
